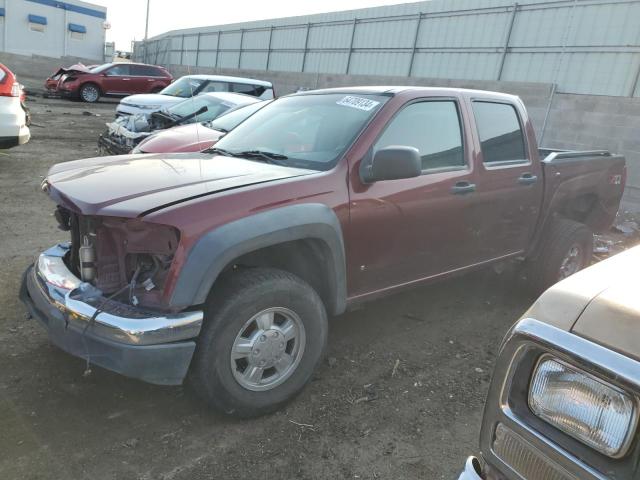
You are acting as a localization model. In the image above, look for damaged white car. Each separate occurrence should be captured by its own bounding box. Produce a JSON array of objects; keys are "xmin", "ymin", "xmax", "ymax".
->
[{"xmin": 98, "ymin": 92, "xmax": 261, "ymax": 155}]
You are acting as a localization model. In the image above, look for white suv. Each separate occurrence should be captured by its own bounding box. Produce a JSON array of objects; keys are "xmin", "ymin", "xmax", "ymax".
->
[
  {"xmin": 0, "ymin": 64, "xmax": 30, "ymax": 149},
  {"xmin": 116, "ymin": 74, "xmax": 274, "ymax": 117}
]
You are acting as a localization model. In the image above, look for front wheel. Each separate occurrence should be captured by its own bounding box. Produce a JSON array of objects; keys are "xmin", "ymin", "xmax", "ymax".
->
[
  {"xmin": 79, "ymin": 83, "xmax": 100, "ymax": 103},
  {"xmin": 190, "ymin": 268, "xmax": 328, "ymax": 417},
  {"xmin": 526, "ymin": 218, "xmax": 593, "ymax": 293}
]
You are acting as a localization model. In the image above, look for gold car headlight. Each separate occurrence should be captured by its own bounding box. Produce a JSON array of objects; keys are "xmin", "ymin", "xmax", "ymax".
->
[{"xmin": 529, "ymin": 357, "xmax": 637, "ymax": 457}]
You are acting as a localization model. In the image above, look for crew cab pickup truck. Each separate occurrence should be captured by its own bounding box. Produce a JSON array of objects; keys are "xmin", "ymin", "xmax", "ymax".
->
[
  {"xmin": 459, "ymin": 245, "xmax": 640, "ymax": 480},
  {"xmin": 20, "ymin": 87, "xmax": 626, "ymax": 417}
]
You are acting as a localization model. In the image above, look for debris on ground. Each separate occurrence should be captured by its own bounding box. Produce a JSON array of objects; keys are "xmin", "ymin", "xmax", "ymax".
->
[
  {"xmin": 391, "ymin": 359, "xmax": 400, "ymax": 377},
  {"xmin": 613, "ymin": 220, "xmax": 639, "ymax": 236},
  {"xmin": 592, "ymin": 212, "xmax": 640, "ymax": 261},
  {"xmin": 82, "ymin": 111, "xmax": 101, "ymax": 117}
]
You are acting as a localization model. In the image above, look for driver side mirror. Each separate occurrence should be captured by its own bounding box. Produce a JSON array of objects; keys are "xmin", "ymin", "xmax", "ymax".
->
[{"xmin": 361, "ymin": 146, "xmax": 422, "ymax": 183}]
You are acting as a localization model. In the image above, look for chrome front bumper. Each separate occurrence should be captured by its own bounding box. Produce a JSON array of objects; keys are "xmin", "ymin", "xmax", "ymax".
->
[
  {"xmin": 458, "ymin": 457, "xmax": 483, "ymax": 480},
  {"xmin": 30, "ymin": 243, "xmax": 203, "ymax": 345},
  {"xmin": 20, "ymin": 243, "xmax": 204, "ymax": 385}
]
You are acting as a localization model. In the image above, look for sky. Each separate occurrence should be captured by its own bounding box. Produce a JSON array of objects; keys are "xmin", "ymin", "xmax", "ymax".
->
[{"xmin": 90, "ymin": 0, "xmax": 407, "ymax": 51}]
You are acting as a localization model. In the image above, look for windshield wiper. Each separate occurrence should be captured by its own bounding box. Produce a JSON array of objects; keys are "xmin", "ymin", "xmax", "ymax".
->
[
  {"xmin": 203, "ymin": 147, "xmax": 234, "ymax": 156},
  {"xmin": 233, "ymin": 150, "xmax": 289, "ymax": 165}
]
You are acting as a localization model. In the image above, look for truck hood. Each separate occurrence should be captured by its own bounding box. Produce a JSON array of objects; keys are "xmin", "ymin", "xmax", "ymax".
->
[
  {"xmin": 44, "ymin": 153, "xmax": 313, "ymax": 217},
  {"xmin": 137, "ymin": 123, "xmax": 224, "ymax": 153},
  {"xmin": 571, "ymin": 246, "xmax": 640, "ymax": 361},
  {"xmin": 121, "ymin": 93, "xmax": 181, "ymax": 108}
]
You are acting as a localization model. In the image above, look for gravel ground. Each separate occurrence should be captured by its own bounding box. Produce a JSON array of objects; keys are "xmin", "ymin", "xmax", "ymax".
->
[{"xmin": 1, "ymin": 97, "xmax": 545, "ymax": 480}]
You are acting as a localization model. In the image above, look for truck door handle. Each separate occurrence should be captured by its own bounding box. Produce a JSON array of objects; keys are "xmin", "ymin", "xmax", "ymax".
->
[
  {"xmin": 518, "ymin": 173, "xmax": 538, "ymax": 185},
  {"xmin": 122, "ymin": 78, "xmax": 131, "ymax": 81},
  {"xmin": 451, "ymin": 181, "xmax": 476, "ymax": 195}
]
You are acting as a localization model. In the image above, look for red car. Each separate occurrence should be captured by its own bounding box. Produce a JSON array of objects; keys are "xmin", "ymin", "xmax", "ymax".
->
[{"xmin": 50, "ymin": 63, "xmax": 172, "ymax": 103}]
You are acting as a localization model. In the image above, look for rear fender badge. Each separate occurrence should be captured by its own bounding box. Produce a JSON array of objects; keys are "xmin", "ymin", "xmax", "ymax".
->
[{"xmin": 609, "ymin": 174, "xmax": 622, "ymax": 185}]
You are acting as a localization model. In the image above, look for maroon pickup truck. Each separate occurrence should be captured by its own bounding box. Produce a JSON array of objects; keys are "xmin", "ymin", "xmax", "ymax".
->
[{"xmin": 20, "ymin": 87, "xmax": 626, "ymax": 417}]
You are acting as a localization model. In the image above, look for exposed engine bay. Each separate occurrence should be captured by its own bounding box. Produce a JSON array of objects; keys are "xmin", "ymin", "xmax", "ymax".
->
[
  {"xmin": 98, "ymin": 105, "xmax": 207, "ymax": 155},
  {"xmin": 54, "ymin": 206, "xmax": 180, "ymax": 308}
]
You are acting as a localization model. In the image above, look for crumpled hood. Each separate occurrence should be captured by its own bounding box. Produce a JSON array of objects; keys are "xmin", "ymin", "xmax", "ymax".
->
[
  {"xmin": 571, "ymin": 246, "xmax": 640, "ymax": 361},
  {"xmin": 50, "ymin": 63, "xmax": 92, "ymax": 78},
  {"xmin": 121, "ymin": 93, "xmax": 181, "ymax": 108},
  {"xmin": 44, "ymin": 153, "xmax": 313, "ymax": 218},
  {"xmin": 137, "ymin": 123, "xmax": 224, "ymax": 153}
]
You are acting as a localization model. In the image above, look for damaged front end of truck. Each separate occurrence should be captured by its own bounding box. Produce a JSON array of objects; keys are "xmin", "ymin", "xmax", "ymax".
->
[{"xmin": 20, "ymin": 182, "xmax": 204, "ymax": 385}]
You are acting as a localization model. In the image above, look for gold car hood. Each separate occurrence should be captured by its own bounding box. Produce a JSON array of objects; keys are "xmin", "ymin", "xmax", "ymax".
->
[
  {"xmin": 572, "ymin": 268, "xmax": 640, "ymax": 362},
  {"xmin": 523, "ymin": 245, "xmax": 640, "ymax": 357}
]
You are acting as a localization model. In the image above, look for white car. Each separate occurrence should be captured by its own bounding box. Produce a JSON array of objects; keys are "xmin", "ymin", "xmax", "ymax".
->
[
  {"xmin": 100, "ymin": 91, "xmax": 262, "ymax": 155},
  {"xmin": 0, "ymin": 64, "xmax": 30, "ymax": 149},
  {"xmin": 116, "ymin": 74, "xmax": 274, "ymax": 117}
]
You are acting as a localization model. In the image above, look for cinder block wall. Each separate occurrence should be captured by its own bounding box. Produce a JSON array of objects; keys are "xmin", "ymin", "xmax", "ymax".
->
[
  {"xmin": 542, "ymin": 94, "xmax": 640, "ymax": 206},
  {"xmin": 0, "ymin": 51, "xmax": 99, "ymax": 87}
]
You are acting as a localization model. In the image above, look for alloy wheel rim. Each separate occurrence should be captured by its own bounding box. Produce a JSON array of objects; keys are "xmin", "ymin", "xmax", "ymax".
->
[
  {"xmin": 230, "ymin": 307, "xmax": 306, "ymax": 391},
  {"xmin": 559, "ymin": 244, "xmax": 582, "ymax": 279},
  {"xmin": 83, "ymin": 86, "xmax": 98, "ymax": 102}
]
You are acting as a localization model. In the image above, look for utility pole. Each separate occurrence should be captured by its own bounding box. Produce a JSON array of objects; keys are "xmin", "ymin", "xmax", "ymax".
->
[
  {"xmin": 144, "ymin": 0, "xmax": 150, "ymax": 40},
  {"xmin": 143, "ymin": 0, "xmax": 150, "ymax": 62}
]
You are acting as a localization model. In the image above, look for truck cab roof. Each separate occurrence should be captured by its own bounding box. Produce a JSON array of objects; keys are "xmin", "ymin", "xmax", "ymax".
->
[{"xmin": 292, "ymin": 85, "xmax": 520, "ymax": 102}]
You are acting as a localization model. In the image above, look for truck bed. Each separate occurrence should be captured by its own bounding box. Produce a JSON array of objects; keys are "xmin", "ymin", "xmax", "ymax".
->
[{"xmin": 538, "ymin": 148, "xmax": 626, "ymax": 232}]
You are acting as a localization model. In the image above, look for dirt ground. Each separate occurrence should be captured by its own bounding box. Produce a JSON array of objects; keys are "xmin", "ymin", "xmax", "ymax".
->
[{"xmin": 0, "ymin": 98, "xmax": 626, "ymax": 480}]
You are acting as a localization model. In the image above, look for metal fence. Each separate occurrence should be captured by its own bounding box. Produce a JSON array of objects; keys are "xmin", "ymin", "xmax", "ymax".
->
[{"xmin": 134, "ymin": 0, "xmax": 640, "ymax": 97}]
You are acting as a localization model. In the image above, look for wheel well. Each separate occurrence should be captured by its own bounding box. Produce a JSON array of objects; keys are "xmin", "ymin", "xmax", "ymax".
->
[
  {"xmin": 554, "ymin": 193, "xmax": 613, "ymax": 232},
  {"xmin": 221, "ymin": 239, "xmax": 337, "ymax": 314},
  {"xmin": 81, "ymin": 81, "xmax": 101, "ymax": 94}
]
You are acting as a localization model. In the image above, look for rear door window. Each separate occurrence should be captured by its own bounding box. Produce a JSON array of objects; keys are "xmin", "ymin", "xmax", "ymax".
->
[
  {"xmin": 472, "ymin": 101, "xmax": 527, "ymax": 165},
  {"xmin": 201, "ymin": 81, "xmax": 229, "ymax": 93},
  {"xmin": 105, "ymin": 64, "xmax": 130, "ymax": 76},
  {"xmin": 131, "ymin": 65, "xmax": 162, "ymax": 77},
  {"xmin": 231, "ymin": 83, "xmax": 269, "ymax": 98},
  {"xmin": 375, "ymin": 100, "xmax": 465, "ymax": 171}
]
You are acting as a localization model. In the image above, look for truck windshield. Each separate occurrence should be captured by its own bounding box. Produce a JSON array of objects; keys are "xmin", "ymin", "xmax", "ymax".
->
[
  {"xmin": 213, "ymin": 93, "xmax": 388, "ymax": 171},
  {"xmin": 160, "ymin": 77, "xmax": 205, "ymax": 98}
]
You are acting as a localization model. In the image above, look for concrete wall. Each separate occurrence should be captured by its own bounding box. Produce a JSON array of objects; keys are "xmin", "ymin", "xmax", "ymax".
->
[
  {"xmin": 0, "ymin": 0, "xmax": 106, "ymax": 61},
  {"xmin": 167, "ymin": 64, "xmax": 640, "ymax": 207},
  {"xmin": 0, "ymin": 51, "xmax": 100, "ymax": 86}
]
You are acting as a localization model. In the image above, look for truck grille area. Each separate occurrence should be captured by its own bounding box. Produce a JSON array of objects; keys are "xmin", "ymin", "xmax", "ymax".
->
[
  {"xmin": 493, "ymin": 423, "xmax": 577, "ymax": 480},
  {"xmin": 54, "ymin": 206, "xmax": 180, "ymax": 308}
]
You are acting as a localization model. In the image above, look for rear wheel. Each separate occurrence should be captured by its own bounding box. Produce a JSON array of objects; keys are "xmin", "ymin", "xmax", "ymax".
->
[
  {"xmin": 190, "ymin": 268, "xmax": 328, "ymax": 417},
  {"xmin": 526, "ymin": 218, "xmax": 593, "ymax": 292},
  {"xmin": 79, "ymin": 83, "xmax": 100, "ymax": 103}
]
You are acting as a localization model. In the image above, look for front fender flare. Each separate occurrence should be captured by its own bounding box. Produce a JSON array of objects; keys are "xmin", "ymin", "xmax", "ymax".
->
[{"xmin": 170, "ymin": 203, "xmax": 347, "ymax": 315}]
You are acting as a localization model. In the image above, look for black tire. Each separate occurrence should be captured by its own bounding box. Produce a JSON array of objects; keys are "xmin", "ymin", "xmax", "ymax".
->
[
  {"xmin": 526, "ymin": 218, "xmax": 593, "ymax": 293},
  {"xmin": 190, "ymin": 267, "xmax": 328, "ymax": 417},
  {"xmin": 79, "ymin": 83, "xmax": 100, "ymax": 103}
]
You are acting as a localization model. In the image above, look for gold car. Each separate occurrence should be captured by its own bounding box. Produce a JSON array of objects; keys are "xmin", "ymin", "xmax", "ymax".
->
[{"xmin": 460, "ymin": 245, "xmax": 640, "ymax": 480}]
